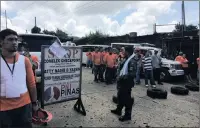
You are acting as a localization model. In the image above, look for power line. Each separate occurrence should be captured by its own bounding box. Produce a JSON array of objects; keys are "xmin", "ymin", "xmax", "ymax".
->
[
  {"xmin": 58, "ymin": 1, "xmax": 107, "ymax": 20},
  {"xmin": 55, "ymin": 1, "xmax": 95, "ymax": 20}
]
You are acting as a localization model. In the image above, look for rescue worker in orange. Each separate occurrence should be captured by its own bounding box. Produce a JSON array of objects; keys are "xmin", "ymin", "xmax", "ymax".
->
[
  {"xmin": 0, "ymin": 29, "xmax": 39, "ymax": 128},
  {"xmin": 104, "ymin": 47, "xmax": 116, "ymax": 85},
  {"xmin": 86, "ymin": 49, "xmax": 93, "ymax": 68},
  {"xmin": 92, "ymin": 47, "xmax": 102, "ymax": 82},
  {"xmin": 196, "ymin": 57, "xmax": 200, "ymax": 84},
  {"xmin": 175, "ymin": 52, "xmax": 191, "ymax": 82}
]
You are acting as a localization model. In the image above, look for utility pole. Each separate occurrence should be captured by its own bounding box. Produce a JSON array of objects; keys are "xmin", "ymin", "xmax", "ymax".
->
[
  {"xmin": 180, "ymin": 1, "xmax": 186, "ymax": 52},
  {"xmin": 35, "ymin": 17, "xmax": 37, "ymax": 26},
  {"xmin": 5, "ymin": 10, "xmax": 7, "ymax": 29},
  {"xmin": 182, "ymin": 1, "xmax": 186, "ymax": 31}
]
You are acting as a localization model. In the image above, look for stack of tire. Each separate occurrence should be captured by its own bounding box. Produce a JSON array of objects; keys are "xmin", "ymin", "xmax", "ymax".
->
[
  {"xmin": 171, "ymin": 82, "xmax": 199, "ymax": 96},
  {"xmin": 147, "ymin": 88, "xmax": 168, "ymax": 99}
]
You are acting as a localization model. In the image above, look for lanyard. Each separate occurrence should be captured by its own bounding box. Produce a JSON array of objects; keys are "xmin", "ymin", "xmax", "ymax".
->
[{"xmin": 1, "ymin": 54, "xmax": 16, "ymax": 76}]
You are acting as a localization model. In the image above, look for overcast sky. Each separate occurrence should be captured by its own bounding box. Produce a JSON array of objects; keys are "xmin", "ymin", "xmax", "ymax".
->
[{"xmin": 1, "ymin": 1, "xmax": 199, "ymax": 37}]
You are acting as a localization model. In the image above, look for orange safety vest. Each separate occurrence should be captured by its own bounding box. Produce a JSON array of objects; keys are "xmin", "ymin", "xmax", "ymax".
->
[{"xmin": 175, "ymin": 56, "xmax": 188, "ymax": 68}]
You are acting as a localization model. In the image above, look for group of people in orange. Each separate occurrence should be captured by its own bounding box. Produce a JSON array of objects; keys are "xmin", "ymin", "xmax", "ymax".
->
[
  {"xmin": 87, "ymin": 47, "xmax": 200, "ymax": 85},
  {"xmin": 86, "ymin": 47, "xmax": 123, "ymax": 84}
]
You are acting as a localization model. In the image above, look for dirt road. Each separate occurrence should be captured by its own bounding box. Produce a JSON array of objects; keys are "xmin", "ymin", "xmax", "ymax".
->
[{"xmin": 35, "ymin": 68, "xmax": 199, "ymax": 127}]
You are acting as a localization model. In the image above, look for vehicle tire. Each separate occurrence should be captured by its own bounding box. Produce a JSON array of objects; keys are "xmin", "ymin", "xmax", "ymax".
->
[
  {"xmin": 160, "ymin": 68, "xmax": 171, "ymax": 82},
  {"xmin": 185, "ymin": 83, "xmax": 199, "ymax": 91},
  {"xmin": 171, "ymin": 86, "xmax": 189, "ymax": 95},
  {"xmin": 147, "ymin": 88, "xmax": 168, "ymax": 99},
  {"xmin": 112, "ymin": 95, "xmax": 134, "ymax": 104}
]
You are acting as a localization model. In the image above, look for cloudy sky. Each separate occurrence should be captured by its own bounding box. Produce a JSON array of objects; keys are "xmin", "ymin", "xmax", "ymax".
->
[{"xmin": 1, "ymin": 1, "xmax": 199, "ymax": 37}]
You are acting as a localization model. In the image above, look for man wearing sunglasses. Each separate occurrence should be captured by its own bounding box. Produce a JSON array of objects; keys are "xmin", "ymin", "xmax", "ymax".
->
[{"xmin": 0, "ymin": 29, "xmax": 39, "ymax": 128}]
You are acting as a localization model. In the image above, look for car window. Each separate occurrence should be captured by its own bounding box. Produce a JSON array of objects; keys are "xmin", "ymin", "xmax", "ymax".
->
[{"xmin": 82, "ymin": 47, "xmax": 95, "ymax": 52}]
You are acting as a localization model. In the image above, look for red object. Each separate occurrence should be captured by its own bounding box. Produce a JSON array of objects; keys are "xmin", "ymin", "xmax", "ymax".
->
[{"xmin": 32, "ymin": 108, "xmax": 53, "ymax": 125}]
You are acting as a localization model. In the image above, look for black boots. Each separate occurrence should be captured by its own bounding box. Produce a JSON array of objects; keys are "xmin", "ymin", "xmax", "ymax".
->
[
  {"xmin": 111, "ymin": 109, "xmax": 132, "ymax": 122},
  {"xmin": 119, "ymin": 114, "xmax": 131, "ymax": 122},
  {"xmin": 111, "ymin": 109, "xmax": 121, "ymax": 116}
]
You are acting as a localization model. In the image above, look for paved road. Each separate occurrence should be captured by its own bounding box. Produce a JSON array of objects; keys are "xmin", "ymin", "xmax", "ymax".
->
[{"xmin": 35, "ymin": 68, "xmax": 199, "ymax": 127}]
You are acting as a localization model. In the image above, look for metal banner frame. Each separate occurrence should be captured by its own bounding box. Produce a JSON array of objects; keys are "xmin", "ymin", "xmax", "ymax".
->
[{"xmin": 40, "ymin": 45, "xmax": 86, "ymax": 117}]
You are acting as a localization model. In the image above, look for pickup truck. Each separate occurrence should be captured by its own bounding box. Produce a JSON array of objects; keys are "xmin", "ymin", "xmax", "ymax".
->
[{"xmin": 136, "ymin": 46, "xmax": 184, "ymax": 81}]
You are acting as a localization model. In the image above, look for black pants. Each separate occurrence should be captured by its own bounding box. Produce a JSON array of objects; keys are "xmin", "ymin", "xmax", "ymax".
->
[
  {"xmin": 116, "ymin": 78, "xmax": 134, "ymax": 116},
  {"xmin": 0, "ymin": 104, "xmax": 32, "ymax": 128},
  {"xmin": 153, "ymin": 68, "xmax": 161, "ymax": 83},
  {"xmin": 113, "ymin": 67, "xmax": 117, "ymax": 81},
  {"xmin": 99, "ymin": 64, "xmax": 106, "ymax": 81},
  {"xmin": 144, "ymin": 70, "xmax": 156, "ymax": 85},
  {"xmin": 94, "ymin": 65, "xmax": 101, "ymax": 81},
  {"xmin": 105, "ymin": 67, "xmax": 114, "ymax": 84}
]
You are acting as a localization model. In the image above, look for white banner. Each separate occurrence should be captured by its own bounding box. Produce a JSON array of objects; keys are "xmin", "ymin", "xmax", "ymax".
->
[{"xmin": 42, "ymin": 46, "xmax": 82, "ymax": 105}]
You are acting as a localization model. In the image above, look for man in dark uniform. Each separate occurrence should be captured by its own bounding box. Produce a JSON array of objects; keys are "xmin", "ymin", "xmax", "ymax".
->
[{"xmin": 111, "ymin": 46, "xmax": 138, "ymax": 122}]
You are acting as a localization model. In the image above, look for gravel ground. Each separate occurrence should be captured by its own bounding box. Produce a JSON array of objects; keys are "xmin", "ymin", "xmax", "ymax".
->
[{"xmin": 34, "ymin": 68, "xmax": 199, "ymax": 127}]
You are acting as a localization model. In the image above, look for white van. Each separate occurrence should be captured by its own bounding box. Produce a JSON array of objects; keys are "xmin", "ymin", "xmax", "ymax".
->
[
  {"xmin": 78, "ymin": 45, "xmax": 110, "ymax": 64},
  {"xmin": 111, "ymin": 43, "xmax": 141, "ymax": 49}
]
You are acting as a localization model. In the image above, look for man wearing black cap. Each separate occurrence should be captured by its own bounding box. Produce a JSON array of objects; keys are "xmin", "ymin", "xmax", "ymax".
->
[
  {"xmin": 111, "ymin": 46, "xmax": 138, "ymax": 122},
  {"xmin": 0, "ymin": 29, "xmax": 39, "ymax": 128}
]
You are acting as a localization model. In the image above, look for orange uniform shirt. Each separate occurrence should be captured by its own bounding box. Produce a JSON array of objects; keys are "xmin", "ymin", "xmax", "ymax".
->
[
  {"xmin": 175, "ymin": 56, "xmax": 188, "ymax": 68},
  {"xmin": 86, "ymin": 52, "xmax": 93, "ymax": 60},
  {"xmin": 92, "ymin": 52, "xmax": 101, "ymax": 65},
  {"xmin": 0, "ymin": 52, "xmax": 36, "ymax": 111},
  {"xmin": 105, "ymin": 53, "xmax": 116, "ymax": 68}
]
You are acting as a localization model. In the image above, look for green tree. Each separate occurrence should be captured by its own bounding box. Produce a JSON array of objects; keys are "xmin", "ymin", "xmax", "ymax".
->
[
  {"xmin": 173, "ymin": 24, "xmax": 198, "ymax": 32},
  {"xmin": 86, "ymin": 30, "xmax": 109, "ymax": 44},
  {"xmin": 55, "ymin": 29, "xmax": 68, "ymax": 39},
  {"xmin": 31, "ymin": 26, "xmax": 41, "ymax": 33},
  {"xmin": 43, "ymin": 29, "xmax": 56, "ymax": 35},
  {"xmin": 42, "ymin": 29, "xmax": 71, "ymax": 42}
]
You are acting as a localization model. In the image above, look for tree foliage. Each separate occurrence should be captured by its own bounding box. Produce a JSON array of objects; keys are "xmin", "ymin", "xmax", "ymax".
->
[
  {"xmin": 31, "ymin": 26, "xmax": 41, "ymax": 33},
  {"xmin": 173, "ymin": 24, "xmax": 198, "ymax": 32},
  {"xmin": 42, "ymin": 29, "xmax": 72, "ymax": 42},
  {"xmin": 84, "ymin": 30, "xmax": 109, "ymax": 44}
]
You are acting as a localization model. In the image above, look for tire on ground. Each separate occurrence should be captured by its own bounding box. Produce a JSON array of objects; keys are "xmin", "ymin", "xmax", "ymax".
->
[
  {"xmin": 185, "ymin": 83, "xmax": 199, "ymax": 91},
  {"xmin": 112, "ymin": 95, "xmax": 134, "ymax": 104},
  {"xmin": 147, "ymin": 88, "xmax": 168, "ymax": 99},
  {"xmin": 171, "ymin": 86, "xmax": 189, "ymax": 95}
]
